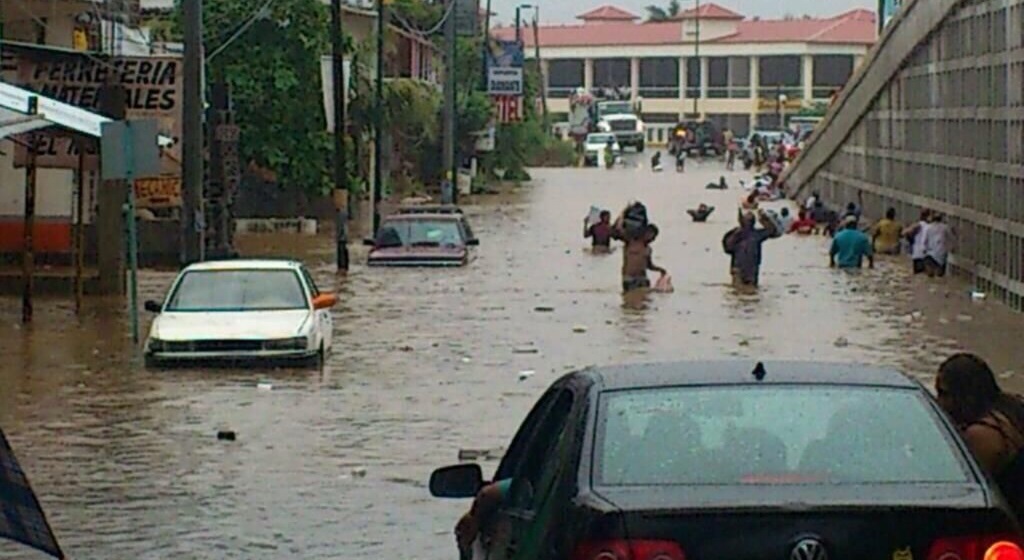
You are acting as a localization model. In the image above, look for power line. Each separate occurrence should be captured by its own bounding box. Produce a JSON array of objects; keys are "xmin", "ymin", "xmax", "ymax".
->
[
  {"xmin": 389, "ymin": 0, "xmax": 456, "ymax": 40},
  {"xmin": 206, "ymin": 0, "xmax": 276, "ymax": 62}
]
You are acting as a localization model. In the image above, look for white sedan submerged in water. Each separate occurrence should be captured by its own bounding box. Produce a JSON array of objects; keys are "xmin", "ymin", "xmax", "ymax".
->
[{"xmin": 144, "ymin": 260, "xmax": 337, "ymax": 367}]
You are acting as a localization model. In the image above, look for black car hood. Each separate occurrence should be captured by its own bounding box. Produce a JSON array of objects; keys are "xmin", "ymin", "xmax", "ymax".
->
[{"xmin": 593, "ymin": 483, "xmax": 989, "ymax": 512}]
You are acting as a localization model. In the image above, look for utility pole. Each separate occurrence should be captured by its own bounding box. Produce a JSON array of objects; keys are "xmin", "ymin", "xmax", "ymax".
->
[
  {"xmin": 443, "ymin": 0, "xmax": 456, "ymax": 204},
  {"xmin": 532, "ymin": 8, "xmax": 547, "ymax": 127},
  {"xmin": 372, "ymin": 0, "xmax": 385, "ymax": 234},
  {"xmin": 182, "ymin": 0, "xmax": 205, "ymax": 264},
  {"xmin": 877, "ymin": 0, "xmax": 885, "ymax": 35},
  {"xmin": 331, "ymin": 0, "xmax": 349, "ymax": 273},
  {"xmin": 481, "ymin": 0, "xmax": 492, "ymax": 88},
  {"xmin": 692, "ymin": 0, "xmax": 700, "ymax": 117}
]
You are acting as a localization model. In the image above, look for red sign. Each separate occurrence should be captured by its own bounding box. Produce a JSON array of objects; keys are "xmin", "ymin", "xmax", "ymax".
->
[{"xmin": 493, "ymin": 95, "xmax": 523, "ymax": 123}]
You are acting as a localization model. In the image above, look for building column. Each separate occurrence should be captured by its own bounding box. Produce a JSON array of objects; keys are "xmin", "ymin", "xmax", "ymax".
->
[
  {"xmin": 96, "ymin": 179, "xmax": 126, "ymax": 295},
  {"xmin": 699, "ymin": 56, "xmax": 709, "ymax": 107},
  {"xmin": 802, "ymin": 55, "xmax": 814, "ymax": 100},
  {"xmin": 630, "ymin": 57, "xmax": 640, "ymax": 102},
  {"xmin": 584, "ymin": 58, "xmax": 594, "ymax": 92},
  {"xmin": 749, "ymin": 56, "xmax": 759, "ymax": 99}
]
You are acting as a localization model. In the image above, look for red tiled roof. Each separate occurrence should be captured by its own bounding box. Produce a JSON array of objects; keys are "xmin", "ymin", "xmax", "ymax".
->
[
  {"xmin": 674, "ymin": 2, "xmax": 744, "ymax": 20},
  {"xmin": 577, "ymin": 5, "xmax": 639, "ymax": 21},
  {"xmin": 492, "ymin": 6, "xmax": 876, "ymax": 47}
]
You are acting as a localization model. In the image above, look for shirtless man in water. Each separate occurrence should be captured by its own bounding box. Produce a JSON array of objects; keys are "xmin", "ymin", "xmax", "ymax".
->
[{"xmin": 620, "ymin": 224, "xmax": 666, "ymax": 292}]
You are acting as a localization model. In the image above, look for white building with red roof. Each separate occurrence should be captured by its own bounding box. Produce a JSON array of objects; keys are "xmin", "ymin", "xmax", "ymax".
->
[{"xmin": 495, "ymin": 2, "xmax": 877, "ymax": 137}]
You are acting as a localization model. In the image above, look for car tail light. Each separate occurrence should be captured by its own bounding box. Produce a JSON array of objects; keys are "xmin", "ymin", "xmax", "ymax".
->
[
  {"xmin": 928, "ymin": 535, "xmax": 1024, "ymax": 560},
  {"xmin": 573, "ymin": 540, "xmax": 685, "ymax": 560}
]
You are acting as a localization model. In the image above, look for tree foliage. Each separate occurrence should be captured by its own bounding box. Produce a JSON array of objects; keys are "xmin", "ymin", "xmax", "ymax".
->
[
  {"xmin": 646, "ymin": 0, "xmax": 681, "ymax": 22},
  {"xmin": 169, "ymin": 0, "xmax": 334, "ymax": 194}
]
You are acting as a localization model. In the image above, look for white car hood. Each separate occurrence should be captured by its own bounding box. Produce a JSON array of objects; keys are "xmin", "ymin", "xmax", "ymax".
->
[{"xmin": 152, "ymin": 310, "xmax": 313, "ymax": 341}]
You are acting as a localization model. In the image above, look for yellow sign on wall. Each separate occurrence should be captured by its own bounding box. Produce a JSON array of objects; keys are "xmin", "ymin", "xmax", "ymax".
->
[{"xmin": 757, "ymin": 98, "xmax": 804, "ymax": 111}]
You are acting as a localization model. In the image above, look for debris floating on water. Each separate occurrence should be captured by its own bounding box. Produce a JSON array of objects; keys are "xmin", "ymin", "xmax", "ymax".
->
[
  {"xmin": 572, "ymin": 325, "xmax": 587, "ymax": 333},
  {"xmin": 971, "ymin": 291, "xmax": 987, "ymax": 300},
  {"xmin": 257, "ymin": 383, "xmax": 273, "ymax": 391},
  {"xmin": 834, "ymin": 337, "xmax": 850, "ymax": 348},
  {"xmin": 957, "ymin": 314, "xmax": 973, "ymax": 322},
  {"xmin": 351, "ymin": 467, "xmax": 368, "ymax": 478},
  {"xmin": 217, "ymin": 430, "xmax": 236, "ymax": 441},
  {"xmin": 518, "ymin": 370, "xmax": 536, "ymax": 381},
  {"xmin": 534, "ymin": 306, "xmax": 555, "ymax": 313},
  {"xmin": 513, "ymin": 346, "xmax": 539, "ymax": 354}
]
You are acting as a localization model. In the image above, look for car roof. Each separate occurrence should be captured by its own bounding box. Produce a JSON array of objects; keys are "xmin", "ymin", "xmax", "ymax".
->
[
  {"xmin": 183, "ymin": 259, "xmax": 303, "ymax": 272},
  {"xmin": 582, "ymin": 360, "xmax": 919, "ymax": 391},
  {"xmin": 396, "ymin": 205, "xmax": 464, "ymax": 214},
  {"xmin": 382, "ymin": 213, "xmax": 462, "ymax": 222}
]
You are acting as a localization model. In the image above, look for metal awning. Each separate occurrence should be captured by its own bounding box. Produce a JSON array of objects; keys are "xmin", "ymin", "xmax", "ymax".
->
[
  {"xmin": 0, "ymin": 108, "xmax": 49, "ymax": 139},
  {"xmin": 0, "ymin": 81, "xmax": 173, "ymax": 145}
]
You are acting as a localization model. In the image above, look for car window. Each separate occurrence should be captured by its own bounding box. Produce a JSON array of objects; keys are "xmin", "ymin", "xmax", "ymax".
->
[
  {"xmin": 300, "ymin": 267, "xmax": 320, "ymax": 298},
  {"xmin": 507, "ymin": 391, "xmax": 575, "ymax": 510},
  {"xmin": 166, "ymin": 270, "xmax": 309, "ymax": 312},
  {"xmin": 376, "ymin": 220, "xmax": 465, "ymax": 247},
  {"xmin": 596, "ymin": 386, "xmax": 970, "ymax": 486}
]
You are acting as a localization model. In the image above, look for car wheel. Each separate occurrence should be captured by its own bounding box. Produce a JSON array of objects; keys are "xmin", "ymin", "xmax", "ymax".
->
[
  {"xmin": 144, "ymin": 354, "xmax": 161, "ymax": 370},
  {"xmin": 308, "ymin": 345, "xmax": 325, "ymax": 369},
  {"xmin": 637, "ymin": 141, "xmax": 645, "ymax": 153}
]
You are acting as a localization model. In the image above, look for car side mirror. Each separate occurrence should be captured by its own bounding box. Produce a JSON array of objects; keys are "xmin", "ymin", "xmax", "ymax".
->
[
  {"xmin": 429, "ymin": 464, "xmax": 484, "ymax": 498},
  {"xmin": 313, "ymin": 293, "xmax": 338, "ymax": 310},
  {"xmin": 466, "ymin": 238, "xmax": 480, "ymax": 247},
  {"xmin": 144, "ymin": 300, "xmax": 162, "ymax": 313},
  {"xmin": 363, "ymin": 238, "xmax": 376, "ymax": 247}
]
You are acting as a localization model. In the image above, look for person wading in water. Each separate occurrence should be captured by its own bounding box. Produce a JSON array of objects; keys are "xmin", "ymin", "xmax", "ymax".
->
[{"xmin": 936, "ymin": 353, "xmax": 1024, "ymax": 520}]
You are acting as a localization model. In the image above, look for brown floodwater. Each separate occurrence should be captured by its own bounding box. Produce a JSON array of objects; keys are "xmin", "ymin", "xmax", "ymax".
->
[{"xmin": 2, "ymin": 159, "xmax": 1023, "ymax": 559}]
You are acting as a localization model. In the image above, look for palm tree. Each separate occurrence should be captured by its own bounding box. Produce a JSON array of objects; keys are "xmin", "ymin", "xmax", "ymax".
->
[{"xmin": 646, "ymin": 0, "xmax": 682, "ymax": 22}]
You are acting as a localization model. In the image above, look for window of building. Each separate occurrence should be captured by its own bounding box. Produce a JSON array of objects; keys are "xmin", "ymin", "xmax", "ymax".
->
[
  {"xmin": 547, "ymin": 59, "xmax": 584, "ymax": 99},
  {"xmin": 812, "ymin": 55, "xmax": 854, "ymax": 99},
  {"xmin": 593, "ymin": 58, "xmax": 631, "ymax": 92},
  {"xmin": 708, "ymin": 57, "xmax": 751, "ymax": 98},
  {"xmin": 708, "ymin": 57, "xmax": 729, "ymax": 98},
  {"xmin": 685, "ymin": 58, "xmax": 701, "ymax": 99},
  {"xmin": 758, "ymin": 55, "xmax": 802, "ymax": 99},
  {"xmin": 639, "ymin": 58, "xmax": 679, "ymax": 99}
]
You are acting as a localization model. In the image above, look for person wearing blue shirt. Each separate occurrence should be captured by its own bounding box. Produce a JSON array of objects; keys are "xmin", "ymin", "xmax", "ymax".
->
[{"xmin": 830, "ymin": 216, "xmax": 874, "ymax": 269}]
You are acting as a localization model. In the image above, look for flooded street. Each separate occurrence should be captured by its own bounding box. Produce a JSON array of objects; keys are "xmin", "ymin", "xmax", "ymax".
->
[{"xmin": 2, "ymin": 159, "xmax": 1024, "ymax": 559}]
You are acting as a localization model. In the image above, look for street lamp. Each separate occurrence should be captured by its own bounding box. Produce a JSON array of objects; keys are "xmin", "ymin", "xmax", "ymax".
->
[{"xmin": 515, "ymin": 4, "xmax": 533, "ymax": 43}]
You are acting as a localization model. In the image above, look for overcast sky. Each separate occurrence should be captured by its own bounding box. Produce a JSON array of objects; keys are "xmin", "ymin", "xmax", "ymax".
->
[{"xmin": 488, "ymin": 0, "xmax": 873, "ymax": 26}]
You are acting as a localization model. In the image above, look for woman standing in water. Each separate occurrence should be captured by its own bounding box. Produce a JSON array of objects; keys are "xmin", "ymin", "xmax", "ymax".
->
[{"xmin": 936, "ymin": 353, "xmax": 1024, "ymax": 519}]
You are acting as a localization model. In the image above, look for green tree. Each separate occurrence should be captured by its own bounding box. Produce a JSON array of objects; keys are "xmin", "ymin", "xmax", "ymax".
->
[
  {"xmin": 197, "ymin": 0, "xmax": 333, "ymax": 194},
  {"xmin": 646, "ymin": 0, "xmax": 682, "ymax": 22}
]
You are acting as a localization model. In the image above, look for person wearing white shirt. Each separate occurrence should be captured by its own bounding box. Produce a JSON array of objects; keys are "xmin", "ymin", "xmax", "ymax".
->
[
  {"xmin": 903, "ymin": 209, "xmax": 932, "ymax": 275},
  {"xmin": 922, "ymin": 213, "xmax": 954, "ymax": 277}
]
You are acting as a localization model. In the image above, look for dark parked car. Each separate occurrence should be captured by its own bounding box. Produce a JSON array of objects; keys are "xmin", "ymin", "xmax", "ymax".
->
[
  {"xmin": 431, "ymin": 361, "xmax": 1024, "ymax": 560},
  {"xmin": 365, "ymin": 214, "xmax": 476, "ymax": 267}
]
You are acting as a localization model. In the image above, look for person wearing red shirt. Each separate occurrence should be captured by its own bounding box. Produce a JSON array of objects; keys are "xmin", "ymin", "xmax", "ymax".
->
[{"xmin": 789, "ymin": 209, "xmax": 817, "ymax": 235}]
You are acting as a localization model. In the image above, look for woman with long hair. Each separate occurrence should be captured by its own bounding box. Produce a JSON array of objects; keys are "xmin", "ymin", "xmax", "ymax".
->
[{"xmin": 936, "ymin": 353, "xmax": 1024, "ymax": 518}]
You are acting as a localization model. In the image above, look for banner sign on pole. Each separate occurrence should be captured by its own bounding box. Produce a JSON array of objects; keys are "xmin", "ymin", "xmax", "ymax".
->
[
  {"xmin": 487, "ymin": 67, "xmax": 523, "ymax": 96},
  {"xmin": 455, "ymin": 0, "xmax": 480, "ymax": 37},
  {"xmin": 493, "ymin": 95, "xmax": 523, "ymax": 123}
]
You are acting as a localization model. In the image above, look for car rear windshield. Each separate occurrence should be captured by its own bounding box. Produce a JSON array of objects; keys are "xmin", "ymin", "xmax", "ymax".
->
[
  {"xmin": 166, "ymin": 270, "xmax": 308, "ymax": 311},
  {"xmin": 376, "ymin": 220, "xmax": 465, "ymax": 248},
  {"xmin": 596, "ymin": 385, "xmax": 970, "ymax": 486}
]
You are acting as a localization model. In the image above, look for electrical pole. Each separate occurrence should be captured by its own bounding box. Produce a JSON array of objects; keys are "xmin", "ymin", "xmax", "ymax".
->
[
  {"xmin": 331, "ymin": 0, "xmax": 349, "ymax": 273},
  {"xmin": 443, "ymin": 0, "xmax": 456, "ymax": 205},
  {"xmin": 692, "ymin": 0, "xmax": 700, "ymax": 117},
  {"xmin": 481, "ymin": 0, "xmax": 492, "ymax": 88},
  {"xmin": 532, "ymin": 8, "xmax": 547, "ymax": 127},
  {"xmin": 373, "ymin": 0, "xmax": 385, "ymax": 235},
  {"xmin": 182, "ymin": 0, "xmax": 205, "ymax": 264},
  {"xmin": 515, "ymin": 6, "xmax": 521, "ymax": 43}
]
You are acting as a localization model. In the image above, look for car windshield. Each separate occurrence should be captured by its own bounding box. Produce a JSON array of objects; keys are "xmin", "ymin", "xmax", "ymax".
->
[
  {"xmin": 596, "ymin": 385, "xmax": 970, "ymax": 486},
  {"xmin": 166, "ymin": 269, "xmax": 308, "ymax": 312},
  {"xmin": 587, "ymin": 134, "xmax": 615, "ymax": 144},
  {"xmin": 600, "ymin": 102, "xmax": 632, "ymax": 114},
  {"xmin": 376, "ymin": 220, "xmax": 465, "ymax": 248}
]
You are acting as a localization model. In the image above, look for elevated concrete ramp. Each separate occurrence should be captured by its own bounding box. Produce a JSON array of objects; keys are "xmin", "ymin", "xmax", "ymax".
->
[
  {"xmin": 785, "ymin": 0, "xmax": 961, "ymax": 197},
  {"xmin": 783, "ymin": 0, "xmax": 1024, "ymax": 311}
]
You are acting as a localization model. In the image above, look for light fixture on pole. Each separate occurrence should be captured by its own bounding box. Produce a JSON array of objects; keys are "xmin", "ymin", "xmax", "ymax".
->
[{"xmin": 515, "ymin": 4, "xmax": 533, "ymax": 43}]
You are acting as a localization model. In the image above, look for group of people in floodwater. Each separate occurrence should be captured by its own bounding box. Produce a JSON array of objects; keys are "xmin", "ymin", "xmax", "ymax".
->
[{"xmin": 583, "ymin": 189, "xmax": 956, "ymax": 295}]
